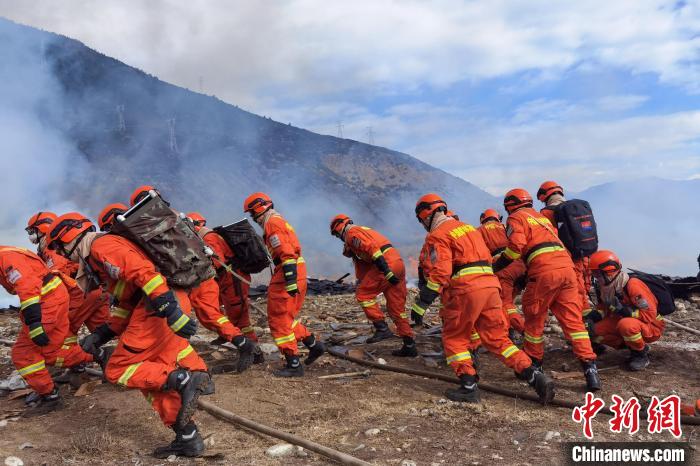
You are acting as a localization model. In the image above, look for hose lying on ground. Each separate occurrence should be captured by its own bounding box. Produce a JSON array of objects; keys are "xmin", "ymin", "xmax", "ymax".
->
[{"xmin": 326, "ymin": 346, "xmax": 700, "ymax": 426}]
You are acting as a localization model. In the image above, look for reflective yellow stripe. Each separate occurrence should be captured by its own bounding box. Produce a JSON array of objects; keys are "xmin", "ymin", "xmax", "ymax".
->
[
  {"xmin": 524, "ymin": 332, "xmax": 544, "ymax": 344},
  {"xmin": 360, "ymin": 299, "xmax": 377, "ymax": 308},
  {"xmin": 40, "ymin": 276, "xmax": 62, "ymax": 295},
  {"xmin": 426, "ymin": 280, "xmax": 440, "ymax": 291},
  {"xmin": 117, "ymin": 362, "xmax": 142, "ymax": 386},
  {"xmin": 506, "ymin": 308, "xmax": 519, "ymax": 315},
  {"xmin": 113, "ymin": 280, "xmax": 126, "ymax": 300},
  {"xmin": 526, "ymin": 246, "xmax": 566, "ymax": 264},
  {"xmin": 297, "ymin": 257, "xmax": 305, "ymax": 264},
  {"xmin": 569, "ymin": 331, "xmax": 590, "ymax": 341},
  {"xmin": 285, "ymin": 283, "xmax": 298, "ymax": 292},
  {"xmin": 282, "ymin": 258, "xmax": 296, "ymax": 266},
  {"xmin": 501, "ymin": 345, "xmax": 519, "ymax": 359},
  {"xmin": 111, "ymin": 307, "xmax": 131, "ymax": 319},
  {"xmin": 64, "ymin": 336, "xmax": 78, "ymax": 345},
  {"xmin": 20, "ymin": 296, "xmax": 40, "ymax": 310},
  {"xmin": 656, "ymin": 314, "xmax": 664, "ymax": 321},
  {"xmin": 291, "ymin": 319, "xmax": 301, "ymax": 328},
  {"xmin": 29, "ymin": 326, "xmax": 44, "ymax": 338},
  {"xmin": 411, "ymin": 302, "xmax": 426, "ymax": 315},
  {"xmin": 142, "ymin": 274, "xmax": 165, "ymax": 296},
  {"xmin": 18, "ymin": 360, "xmax": 45, "ymax": 377},
  {"xmin": 631, "ymin": 310, "xmax": 640, "ymax": 319},
  {"xmin": 371, "ymin": 250, "xmax": 383, "ymax": 260},
  {"xmin": 452, "ymin": 266, "xmax": 493, "ymax": 279},
  {"xmin": 582, "ymin": 308, "xmax": 593, "ymax": 317},
  {"xmin": 216, "ymin": 316, "xmax": 230, "ymax": 325},
  {"xmin": 241, "ymin": 326, "xmax": 255, "ymax": 334},
  {"xmin": 177, "ymin": 345, "xmax": 194, "ymax": 362},
  {"xmin": 504, "ymin": 247, "xmax": 521, "ymax": 260},
  {"xmin": 470, "ymin": 332, "xmax": 481, "ymax": 341},
  {"xmin": 399, "ymin": 312, "xmax": 408, "ymax": 319},
  {"xmin": 385, "ymin": 271, "xmax": 395, "ymax": 280},
  {"xmin": 169, "ymin": 314, "xmax": 189, "ymax": 332},
  {"xmin": 55, "ymin": 357, "xmax": 64, "ymax": 368},
  {"xmin": 446, "ymin": 351, "xmax": 472, "ymax": 364},
  {"xmin": 623, "ymin": 333, "xmax": 643, "ymax": 342},
  {"xmin": 274, "ymin": 333, "xmax": 296, "ymax": 345}
]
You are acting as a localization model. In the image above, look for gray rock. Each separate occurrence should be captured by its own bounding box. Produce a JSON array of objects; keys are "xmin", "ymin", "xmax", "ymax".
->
[
  {"xmin": 401, "ymin": 460, "xmax": 417, "ymax": 466},
  {"xmin": 259, "ymin": 343, "xmax": 279, "ymax": 355},
  {"xmin": 364, "ymin": 428, "xmax": 381, "ymax": 437},
  {"xmin": 4, "ymin": 457, "xmax": 23, "ymax": 466},
  {"xmin": 18, "ymin": 444, "xmax": 32, "ymax": 451},
  {"xmin": 265, "ymin": 443, "xmax": 305, "ymax": 458}
]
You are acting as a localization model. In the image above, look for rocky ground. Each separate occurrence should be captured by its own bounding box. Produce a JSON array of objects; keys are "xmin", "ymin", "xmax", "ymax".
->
[{"xmin": 1, "ymin": 291, "xmax": 699, "ymax": 465}]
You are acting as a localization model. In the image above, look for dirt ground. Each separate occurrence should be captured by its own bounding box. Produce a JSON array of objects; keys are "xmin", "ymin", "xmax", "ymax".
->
[{"xmin": 1, "ymin": 292, "xmax": 699, "ymax": 465}]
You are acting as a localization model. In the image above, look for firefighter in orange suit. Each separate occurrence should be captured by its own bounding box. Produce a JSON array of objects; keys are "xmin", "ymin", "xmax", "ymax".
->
[
  {"xmin": 0, "ymin": 246, "xmax": 94, "ymax": 414},
  {"xmin": 48, "ymin": 212, "xmax": 210, "ymax": 458},
  {"xmin": 330, "ymin": 214, "xmax": 417, "ymax": 357},
  {"xmin": 536, "ymin": 181, "xmax": 593, "ymax": 320},
  {"xmin": 243, "ymin": 193, "xmax": 325, "ymax": 377},
  {"xmin": 587, "ymin": 250, "xmax": 665, "ymax": 371},
  {"xmin": 493, "ymin": 189, "xmax": 601, "ymax": 392},
  {"xmin": 411, "ymin": 194, "xmax": 554, "ymax": 403},
  {"xmin": 27, "ymin": 211, "xmax": 110, "ymax": 343},
  {"xmin": 478, "ymin": 209, "xmax": 526, "ymax": 334}
]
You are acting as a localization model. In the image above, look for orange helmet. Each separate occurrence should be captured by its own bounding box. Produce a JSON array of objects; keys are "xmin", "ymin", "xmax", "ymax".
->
[
  {"xmin": 330, "ymin": 214, "xmax": 353, "ymax": 237},
  {"xmin": 48, "ymin": 212, "xmax": 95, "ymax": 251},
  {"xmin": 415, "ymin": 193, "xmax": 447, "ymax": 223},
  {"xmin": 26, "ymin": 211, "xmax": 57, "ymax": 236},
  {"xmin": 98, "ymin": 203, "xmax": 128, "ymax": 232},
  {"xmin": 187, "ymin": 212, "xmax": 207, "ymax": 231},
  {"xmin": 536, "ymin": 181, "xmax": 564, "ymax": 202},
  {"xmin": 479, "ymin": 208, "xmax": 501, "ymax": 224},
  {"xmin": 130, "ymin": 185, "xmax": 157, "ymax": 206},
  {"xmin": 243, "ymin": 192, "xmax": 273, "ymax": 218},
  {"xmin": 503, "ymin": 188, "xmax": 533, "ymax": 214},
  {"xmin": 589, "ymin": 250, "xmax": 622, "ymax": 284}
]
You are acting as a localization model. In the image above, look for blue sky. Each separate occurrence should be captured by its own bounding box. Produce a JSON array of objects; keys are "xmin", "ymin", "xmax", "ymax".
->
[{"xmin": 2, "ymin": 0, "xmax": 700, "ymax": 194}]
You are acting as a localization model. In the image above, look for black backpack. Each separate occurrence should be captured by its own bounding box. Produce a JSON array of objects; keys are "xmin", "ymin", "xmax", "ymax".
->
[
  {"xmin": 111, "ymin": 191, "xmax": 215, "ymax": 289},
  {"xmin": 554, "ymin": 199, "xmax": 598, "ymax": 259},
  {"xmin": 627, "ymin": 270, "xmax": 676, "ymax": 315},
  {"xmin": 213, "ymin": 219, "xmax": 271, "ymax": 274}
]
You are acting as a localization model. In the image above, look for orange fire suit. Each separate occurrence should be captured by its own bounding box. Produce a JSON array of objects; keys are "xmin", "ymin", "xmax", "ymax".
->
[
  {"xmin": 418, "ymin": 220, "xmax": 531, "ymax": 377},
  {"xmin": 541, "ymin": 206, "xmax": 593, "ymax": 318},
  {"xmin": 189, "ymin": 277, "xmax": 242, "ymax": 342},
  {"xmin": 1, "ymin": 247, "xmax": 93, "ymax": 395},
  {"xmin": 343, "ymin": 226, "xmax": 413, "ymax": 338},
  {"xmin": 479, "ymin": 220, "xmax": 526, "ymax": 332},
  {"xmin": 86, "ymin": 235, "xmax": 208, "ymax": 427},
  {"xmin": 592, "ymin": 278, "xmax": 665, "ymax": 351},
  {"xmin": 503, "ymin": 208, "xmax": 596, "ymax": 362},
  {"xmin": 263, "ymin": 214, "xmax": 310, "ymax": 356},
  {"xmin": 200, "ymin": 229, "xmax": 256, "ymax": 341}
]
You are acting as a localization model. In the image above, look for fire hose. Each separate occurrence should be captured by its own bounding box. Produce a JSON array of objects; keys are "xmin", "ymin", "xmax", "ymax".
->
[{"xmin": 326, "ymin": 346, "xmax": 700, "ymax": 426}]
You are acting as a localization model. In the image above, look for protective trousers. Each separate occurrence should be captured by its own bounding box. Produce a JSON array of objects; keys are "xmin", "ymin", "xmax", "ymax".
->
[
  {"xmin": 593, "ymin": 316, "xmax": 664, "ymax": 351},
  {"xmin": 12, "ymin": 286, "xmax": 94, "ymax": 395},
  {"xmin": 104, "ymin": 289, "xmax": 208, "ymax": 427},
  {"xmin": 440, "ymin": 287, "xmax": 531, "ymax": 377},
  {"xmin": 220, "ymin": 274, "xmax": 257, "ymax": 341},
  {"xmin": 495, "ymin": 260, "xmax": 526, "ymax": 332},
  {"xmin": 268, "ymin": 263, "xmax": 310, "ymax": 356},
  {"xmin": 521, "ymin": 268, "xmax": 597, "ymax": 361},
  {"xmin": 573, "ymin": 257, "xmax": 592, "ymax": 315},
  {"xmin": 68, "ymin": 287, "xmax": 110, "ymax": 335},
  {"xmin": 356, "ymin": 260, "xmax": 413, "ymax": 338},
  {"xmin": 190, "ymin": 278, "xmax": 241, "ymax": 342}
]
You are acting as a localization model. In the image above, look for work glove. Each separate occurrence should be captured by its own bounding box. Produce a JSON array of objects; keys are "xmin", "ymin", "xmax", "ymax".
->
[
  {"xmin": 23, "ymin": 303, "xmax": 50, "ymax": 346},
  {"xmin": 282, "ymin": 260, "xmax": 299, "ymax": 296},
  {"xmin": 492, "ymin": 254, "xmax": 513, "ymax": 273},
  {"xmin": 150, "ymin": 290, "xmax": 198, "ymax": 338},
  {"xmin": 80, "ymin": 323, "xmax": 116, "ymax": 356},
  {"xmin": 611, "ymin": 295, "xmax": 633, "ymax": 318}
]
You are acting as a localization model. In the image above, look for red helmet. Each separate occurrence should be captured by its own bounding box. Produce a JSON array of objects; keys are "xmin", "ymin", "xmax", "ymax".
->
[
  {"xmin": 48, "ymin": 212, "xmax": 95, "ymax": 251},
  {"xmin": 589, "ymin": 250, "xmax": 622, "ymax": 276},
  {"xmin": 479, "ymin": 208, "xmax": 501, "ymax": 224},
  {"xmin": 503, "ymin": 188, "xmax": 533, "ymax": 214},
  {"xmin": 130, "ymin": 185, "xmax": 157, "ymax": 206},
  {"xmin": 415, "ymin": 193, "xmax": 447, "ymax": 223},
  {"xmin": 536, "ymin": 181, "xmax": 564, "ymax": 202},
  {"xmin": 330, "ymin": 214, "xmax": 353, "ymax": 237},
  {"xmin": 98, "ymin": 203, "xmax": 128, "ymax": 232},
  {"xmin": 243, "ymin": 192, "xmax": 273, "ymax": 218},
  {"xmin": 26, "ymin": 211, "xmax": 57, "ymax": 236},
  {"xmin": 187, "ymin": 212, "xmax": 207, "ymax": 231}
]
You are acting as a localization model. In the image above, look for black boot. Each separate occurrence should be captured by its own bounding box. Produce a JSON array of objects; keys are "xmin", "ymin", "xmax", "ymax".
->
[
  {"xmin": 391, "ymin": 336, "xmax": 418, "ymax": 357},
  {"xmin": 519, "ymin": 366, "xmax": 555, "ymax": 404},
  {"xmin": 366, "ymin": 320, "xmax": 394, "ymax": 343},
  {"xmin": 592, "ymin": 342, "xmax": 607, "ymax": 356},
  {"xmin": 253, "ymin": 345, "xmax": 265, "ymax": 364},
  {"xmin": 303, "ymin": 335, "xmax": 325, "ymax": 366},
  {"xmin": 531, "ymin": 357, "xmax": 543, "ymax": 371},
  {"xmin": 581, "ymin": 361, "xmax": 601, "ymax": 392},
  {"xmin": 232, "ymin": 336, "xmax": 256, "ymax": 373},
  {"xmin": 445, "ymin": 374, "xmax": 480, "ymax": 403},
  {"xmin": 627, "ymin": 345, "xmax": 650, "ymax": 371},
  {"xmin": 153, "ymin": 421, "xmax": 205, "ymax": 458},
  {"xmin": 273, "ymin": 354, "xmax": 304, "ymax": 377},
  {"xmin": 471, "ymin": 348, "xmax": 481, "ymax": 372},
  {"xmin": 163, "ymin": 369, "xmax": 211, "ymax": 430},
  {"xmin": 23, "ymin": 387, "xmax": 61, "ymax": 417}
]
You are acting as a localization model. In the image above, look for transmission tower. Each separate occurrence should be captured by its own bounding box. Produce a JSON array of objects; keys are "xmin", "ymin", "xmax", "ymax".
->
[
  {"xmin": 337, "ymin": 121, "xmax": 344, "ymax": 138},
  {"xmin": 167, "ymin": 118, "xmax": 179, "ymax": 153},
  {"xmin": 116, "ymin": 105, "xmax": 126, "ymax": 133},
  {"xmin": 366, "ymin": 126, "xmax": 375, "ymax": 145}
]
